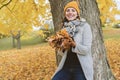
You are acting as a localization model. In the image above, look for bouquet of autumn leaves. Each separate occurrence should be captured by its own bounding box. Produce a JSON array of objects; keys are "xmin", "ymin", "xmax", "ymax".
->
[{"xmin": 46, "ymin": 29, "xmax": 76, "ymax": 51}]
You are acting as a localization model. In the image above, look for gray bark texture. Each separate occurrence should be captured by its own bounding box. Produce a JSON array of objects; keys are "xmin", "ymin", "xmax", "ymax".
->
[
  {"xmin": 12, "ymin": 35, "xmax": 16, "ymax": 48},
  {"xmin": 49, "ymin": 0, "xmax": 116, "ymax": 80},
  {"xmin": 16, "ymin": 31, "xmax": 21, "ymax": 49},
  {"xmin": 11, "ymin": 31, "xmax": 21, "ymax": 49}
]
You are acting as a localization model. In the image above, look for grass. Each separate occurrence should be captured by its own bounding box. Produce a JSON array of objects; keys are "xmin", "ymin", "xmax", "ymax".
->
[
  {"xmin": 102, "ymin": 27, "xmax": 120, "ymax": 39},
  {"xmin": 0, "ymin": 27, "xmax": 120, "ymax": 51},
  {"xmin": 0, "ymin": 36, "xmax": 46, "ymax": 50},
  {"xmin": 0, "ymin": 37, "xmax": 13, "ymax": 50}
]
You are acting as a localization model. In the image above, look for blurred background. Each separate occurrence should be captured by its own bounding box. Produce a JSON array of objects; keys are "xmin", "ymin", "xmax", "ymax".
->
[{"xmin": 0, "ymin": 0, "xmax": 120, "ymax": 80}]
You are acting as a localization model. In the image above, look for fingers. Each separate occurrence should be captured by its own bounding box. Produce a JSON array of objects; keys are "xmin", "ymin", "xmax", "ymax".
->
[{"xmin": 46, "ymin": 29, "xmax": 75, "ymax": 50}]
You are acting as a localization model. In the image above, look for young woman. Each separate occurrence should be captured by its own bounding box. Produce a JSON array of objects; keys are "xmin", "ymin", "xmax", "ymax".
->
[{"xmin": 52, "ymin": 1, "xmax": 94, "ymax": 80}]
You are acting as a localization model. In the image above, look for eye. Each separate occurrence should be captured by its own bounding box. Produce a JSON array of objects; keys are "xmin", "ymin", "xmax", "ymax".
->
[
  {"xmin": 72, "ymin": 9, "xmax": 76, "ymax": 12},
  {"xmin": 66, "ymin": 9, "xmax": 70, "ymax": 12}
]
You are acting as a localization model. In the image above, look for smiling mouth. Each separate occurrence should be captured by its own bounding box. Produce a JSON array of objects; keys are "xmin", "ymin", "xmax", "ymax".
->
[{"xmin": 67, "ymin": 15, "xmax": 74, "ymax": 18}]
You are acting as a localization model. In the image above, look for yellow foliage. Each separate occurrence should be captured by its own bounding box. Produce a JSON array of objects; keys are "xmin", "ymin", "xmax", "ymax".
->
[
  {"xmin": 97, "ymin": 0, "xmax": 117, "ymax": 24},
  {"xmin": 36, "ymin": 30, "xmax": 47, "ymax": 38},
  {"xmin": 0, "ymin": 0, "xmax": 51, "ymax": 37},
  {"xmin": 44, "ymin": 24, "xmax": 49, "ymax": 29}
]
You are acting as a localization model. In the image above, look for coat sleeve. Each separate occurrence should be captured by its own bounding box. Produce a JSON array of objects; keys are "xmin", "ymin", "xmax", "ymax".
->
[{"xmin": 72, "ymin": 23, "xmax": 92, "ymax": 55}]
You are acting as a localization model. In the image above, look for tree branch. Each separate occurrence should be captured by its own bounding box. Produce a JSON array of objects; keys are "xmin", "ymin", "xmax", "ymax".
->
[
  {"xmin": 11, "ymin": 0, "xmax": 18, "ymax": 10},
  {"xmin": 0, "ymin": 0, "xmax": 12, "ymax": 10},
  {"xmin": 1, "ymin": 0, "xmax": 6, "ymax": 3}
]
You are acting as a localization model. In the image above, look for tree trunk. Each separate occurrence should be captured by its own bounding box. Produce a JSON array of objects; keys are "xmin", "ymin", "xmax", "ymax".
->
[
  {"xmin": 16, "ymin": 31, "xmax": 21, "ymax": 49},
  {"xmin": 12, "ymin": 35, "xmax": 16, "ymax": 48},
  {"xmin": 17, "ymin": 38, "xmax": 21, "ymax": 49},
  {"xmin": 11, "ymin": 30, "xmax": 21, "ymax": 49},
  {"xmin": 49, "ymin": 0, "xmax": 116, "ymax": 80}
]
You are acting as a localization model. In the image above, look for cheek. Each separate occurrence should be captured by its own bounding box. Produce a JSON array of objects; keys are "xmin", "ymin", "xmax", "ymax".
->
[
  {"xmin": 65, "ymin": 12, "xmax": 69, "ymax": 17},
  {"xmin": 73, "ymin": 13, "xmax": 78, "ymax": 19},
  {"xmin": 74, "ymin": 12, "xmax": 78, "ymax": 17},
  {"xmin": 65, "ymin": 14, "xmax": 70, "ymax": 20}
]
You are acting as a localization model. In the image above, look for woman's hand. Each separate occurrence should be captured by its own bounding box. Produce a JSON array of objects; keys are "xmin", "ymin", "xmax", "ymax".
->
[
  {"xmin": 61, "ymin": 37, "xmax": 76, "ymax": 49},
  {"xmin": 46, "ymin": 28, "xmax": 76, "ymax": 50},
  {"xmin": 71, "ymin": 40, "xmax": 76, "ymax": 48}
]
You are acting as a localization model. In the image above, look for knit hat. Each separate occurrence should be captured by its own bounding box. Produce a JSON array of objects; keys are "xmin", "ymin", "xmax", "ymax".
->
[{"xmin": 64, "ymin": 1, "xmax": 80, "ymax": 14}]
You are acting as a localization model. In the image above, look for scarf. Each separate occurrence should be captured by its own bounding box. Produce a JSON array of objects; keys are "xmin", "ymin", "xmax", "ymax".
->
[{"xmin": 63, "ymin": 19, "xmax": 81, "ymax": 37}]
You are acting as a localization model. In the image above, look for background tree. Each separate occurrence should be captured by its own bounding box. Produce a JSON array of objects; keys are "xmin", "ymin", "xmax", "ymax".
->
[
  {"xmin": 49, "ymin": 0, "xmax": 116, "ymax": 79},
  {"xmin": 96, "ymin": 0, "xmax": 120, "ymax": 26},
  {"xmin": 96, "ymin": 0, "xmax": 116, "ymax": 24},
  {"xmin": 0, "ymin": 0, "xmax": 51, "ymax": 49}
]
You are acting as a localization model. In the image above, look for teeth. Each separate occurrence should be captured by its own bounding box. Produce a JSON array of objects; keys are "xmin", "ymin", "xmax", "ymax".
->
[{"xmin": 68, "ymin": 15, "xmax": 73, "ymax": 18}]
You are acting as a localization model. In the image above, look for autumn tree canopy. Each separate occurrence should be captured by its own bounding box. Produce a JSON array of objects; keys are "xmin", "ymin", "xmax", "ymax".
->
[
  {"xmin": 97, "ymin": 0, "xmax": 120, "ymax": 24},
  {"xmin": 0, "ymin": 0, "xmax": 119, "ymax": 39},
  {"xmin": 0, "ymin": 0, "xmax": 51, "ymax": 38}
]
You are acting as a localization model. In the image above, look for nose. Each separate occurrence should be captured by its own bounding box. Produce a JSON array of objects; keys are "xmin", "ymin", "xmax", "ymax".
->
[{"xmin": 68, "ymin": 10, "xmax": 73, "ymax": 13}]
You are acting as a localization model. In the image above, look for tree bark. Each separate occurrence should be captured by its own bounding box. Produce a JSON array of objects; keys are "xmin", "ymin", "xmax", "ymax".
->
[
  {"xmin": 16, "ymin": 31, "xmax": 21, "ymax": 49},
  {"xmin": 11, "ymin": 30, "xmax": 21, "ymax": 49},
  {"xmin": 11, "ymin": 31, "xmax": 16, "ymax": 48},
  {"xmin": 12, "ymin": 36, "xmax": 16, "ymax": 48},
  {"xmin": 49, "ymin": 0, "xmax": 116, "ymax": 80},
  {"xmin": 0, "ymin": 0, "xmax": 12, "ymax": 9}
]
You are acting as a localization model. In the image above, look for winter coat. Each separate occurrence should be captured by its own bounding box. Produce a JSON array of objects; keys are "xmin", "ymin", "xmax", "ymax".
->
[{"xmin": 52, "ymin": 19, "xmax": 94, "ymax": 80}]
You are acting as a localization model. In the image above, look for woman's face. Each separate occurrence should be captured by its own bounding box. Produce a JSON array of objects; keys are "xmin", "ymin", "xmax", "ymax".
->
[{"xmin": 65, "ymin": 7, "xmax": 78, "ymax": 21}]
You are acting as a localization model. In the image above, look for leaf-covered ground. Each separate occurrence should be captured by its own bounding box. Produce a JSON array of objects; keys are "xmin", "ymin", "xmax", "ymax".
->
[
  {"xmin": 105, "ymin": 39, "xmax": 120, "ymax": 80},
  {"xmin": 0, "ymin": 40, "xmax": 120, "ymax": 80},
  {"xmin": 0, "ymin": 43, "xmax": 56, "ymax": 80}
]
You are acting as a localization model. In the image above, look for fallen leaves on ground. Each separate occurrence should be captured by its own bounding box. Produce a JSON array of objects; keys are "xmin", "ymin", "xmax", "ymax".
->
[
  {"xmin": 105, "ymin": 39, "xmax": 120, "ymax": 80},
  {"xmin": 0, "ymin": 39, "xmax": 120, "ymax": 80},
  {"xmin": 0, "ymin": 43, "xmax": 56, "ymax": 80}
]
